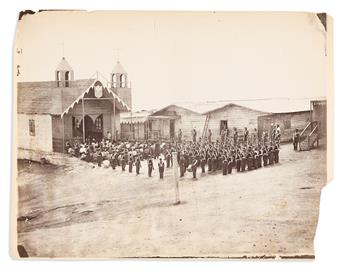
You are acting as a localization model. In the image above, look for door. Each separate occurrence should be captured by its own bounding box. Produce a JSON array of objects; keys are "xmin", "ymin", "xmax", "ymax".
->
[{"xmin": 220, "ymin": 120, "xmax": 228, "ymax": 134}]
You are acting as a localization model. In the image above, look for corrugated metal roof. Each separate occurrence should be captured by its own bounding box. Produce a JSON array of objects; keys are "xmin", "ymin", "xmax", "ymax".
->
[
  {"xmin": 120, "ymin": 110, "xmax": 155, "ymax": 124},
  {"xmin": 172, "ymin": 98, "xmax": 320, "ymax": 115}
]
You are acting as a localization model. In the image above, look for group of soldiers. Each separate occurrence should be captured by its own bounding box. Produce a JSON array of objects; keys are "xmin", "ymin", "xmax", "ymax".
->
[
  {"xmin": 168, "ymin": 136, "xmax": 280, "ymax": 179},
  {"xmin": 65, "ymin": 125, "xmax": 281, "ymax": 180}
]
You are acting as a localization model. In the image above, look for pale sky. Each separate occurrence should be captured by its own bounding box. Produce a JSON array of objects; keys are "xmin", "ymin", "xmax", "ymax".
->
[{"xmin": 15, "ymin": 11, "xmax": 329, "ymax": 111}]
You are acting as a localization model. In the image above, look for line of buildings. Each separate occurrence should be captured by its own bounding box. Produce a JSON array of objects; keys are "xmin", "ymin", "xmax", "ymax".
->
[
  {"xmin": 120, "ymin": 98, "xmax": 326, "ymax": 143},
  {"xmin": 17, "ymin": 58, "xmax": 327, "ymax": 156}
]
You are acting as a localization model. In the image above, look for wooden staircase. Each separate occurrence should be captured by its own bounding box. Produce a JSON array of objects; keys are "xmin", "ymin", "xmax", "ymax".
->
[
  {"xmin": 201, "ymin": 114, "xmax": 210, "ymax": 140},
  {"xmin": 299, "ymin": 121, "xmax": 320, "ymax": 151}
]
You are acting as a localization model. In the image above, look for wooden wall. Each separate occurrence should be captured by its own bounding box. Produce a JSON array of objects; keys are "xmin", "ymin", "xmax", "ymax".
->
[
  {"xmin": 258, "ymin": 111, "xmax": 310, "ymax": 143},
  {"xmin": 207, "ymin": 105, "xmax": 267, "ymax": 141},
  {"xmin": 311, "ymin": 100, "xmax": 327, "ymax": 137},
  {"xmin": 66, "ymin": 99, "xmax": 120, "ymax": 138},
  {"xmin": 153, "ymin": 105, "xmax": 206, "ymax": 140},
  {"xmin": 17, "ymin": 114, "xmax": 53, "ymax": 153},
  {"xmin": 121, "ymin": 122, "xmax": 146, "ymax": 140},
  {"xmin": 52, "ymin": 99, "xmax": 122, "ymax": 152}
]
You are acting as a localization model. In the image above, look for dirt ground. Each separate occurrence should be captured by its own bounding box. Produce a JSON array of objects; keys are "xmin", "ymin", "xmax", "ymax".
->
[{"xmin": 16, "ymin": 143, "xmax": 327, "ymax": 258}]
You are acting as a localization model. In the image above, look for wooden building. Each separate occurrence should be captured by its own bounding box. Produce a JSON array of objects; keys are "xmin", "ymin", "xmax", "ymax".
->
[
  {"xmin": 149, "ymin": 105, "xmax": 206, "ymax": 141},
  {"xmin": 258, "ymin": 111, "xmax": 311, "ymax": 143},
  {"xmin": 120, "ymin": 109, "xmax": 179, "ymax": 141},
  {"xmin": 149, "ymin": 99, "xmax": 314, "ymax": 142},
  {"xmin": 311, "ymin": 99, "xmax": 327, "ymax": 138},
  {"xmin": 149, "ymin": 102, "xmax": 267, "ymax": 141},
  {"xmin": 17, "ymin": 57, "xmax": 131, "ymax": 154}
]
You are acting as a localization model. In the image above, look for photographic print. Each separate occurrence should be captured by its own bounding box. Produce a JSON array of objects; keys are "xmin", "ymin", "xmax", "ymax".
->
[{"xmin": 12, "ymin": 11, "xmax": 333, "ymax": 259}]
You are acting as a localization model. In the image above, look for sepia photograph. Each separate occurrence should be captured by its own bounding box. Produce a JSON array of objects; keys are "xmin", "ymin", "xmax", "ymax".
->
[{"xmin": 12, "ymin": 10, "xmax": 332, "ymax": 259}]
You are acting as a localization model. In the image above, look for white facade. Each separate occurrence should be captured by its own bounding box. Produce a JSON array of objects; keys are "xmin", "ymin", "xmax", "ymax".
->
[{"xmin": 17, "ymin": 114, "xmax": 53, "ymax": 152}]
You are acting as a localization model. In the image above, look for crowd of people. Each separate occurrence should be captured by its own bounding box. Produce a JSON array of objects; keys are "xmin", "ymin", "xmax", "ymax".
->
[{"xmin": 64, "ymin": 126, "xmax": 281, "ymax": 180}]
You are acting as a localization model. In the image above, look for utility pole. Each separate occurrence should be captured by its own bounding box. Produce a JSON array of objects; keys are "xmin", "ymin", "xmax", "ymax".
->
[{"xmin": 172, "ymin": 152, "xmax": 180, "ymax": 205}]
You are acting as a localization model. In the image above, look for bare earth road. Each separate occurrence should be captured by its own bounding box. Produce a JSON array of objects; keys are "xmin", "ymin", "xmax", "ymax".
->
[{"xmin": 16, "ymin": 144, "xmax": 327, "ymax": 258}]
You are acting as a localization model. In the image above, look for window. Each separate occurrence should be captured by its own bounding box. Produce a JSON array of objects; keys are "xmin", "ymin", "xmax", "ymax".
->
[
  {"xmin": 120, "ymin": 74, "xmax": 126, "ymax": 88},
  {"xmin": 29, "ymin": 119, "xmax": 35, "ymax": 136},
  {"xmin": 56, "ymin": 71, "xmax": 61, "ymax": 87},
  {"xmin": 112, "ymin": 74, "xmax": 116, "ymax": 86},
  {"xmin": 283, "ymin": 119, "xmax": 291, "ymax": 129},
  {"xmin": 95, "ymin": 115, "xmax": 103, "ymax": 131},
  {"xmin": 65, "ymin": 71, "xmax": 70, "ymax": 87},
  {"xmin": 72, "ymin": 117, "xmax": 82, "ymax": 137}
]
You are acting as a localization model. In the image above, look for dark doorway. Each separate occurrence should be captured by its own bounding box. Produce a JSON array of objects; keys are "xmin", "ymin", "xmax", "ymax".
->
[
  {"xmin": 84, "ymin": 115, "xmax": 94, "ymax": 139},
  {"xmin": 78, "ymin": 115, "xmax": 103, "ymax": 141},
  {"xmin": 170, "ymin": 120, "xmax": 175, "ymax": 139},
  {"xmin": 220, "ymin": 120, "xmax": 228, "ymax": 134}
]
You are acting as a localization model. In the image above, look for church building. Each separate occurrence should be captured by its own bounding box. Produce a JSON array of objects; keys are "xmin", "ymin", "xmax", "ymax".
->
[{"xmin": 17, "ymin": 57, "xmax": 131, "ymax": 155}]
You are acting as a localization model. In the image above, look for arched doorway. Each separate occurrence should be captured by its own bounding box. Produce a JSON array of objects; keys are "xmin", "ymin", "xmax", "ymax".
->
[
  {"xmin": 83, "ymin": 115, "xmax": 94, "ymax": 139},
  {"xmin": 77, "ymin": 115, "xmax": 103, "ymax": 141}
]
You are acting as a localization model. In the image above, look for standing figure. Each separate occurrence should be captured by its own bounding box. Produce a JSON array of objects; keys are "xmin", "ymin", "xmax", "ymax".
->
[
  {"xmin": 268, "ymin": 147, "xmax": 274, "ymax": 165},
  {"xmin": 207, "ymin": 156, "xmax": 212, "ymax": 172},
  {"xmin": 128, "ymin": 157, "xmax": 133, "ymax": 173},
  {"xmin": 158, "ymin": 158, "xmax": 165, "ymax": 179},
  {"xmin": 148, "ymin": 158, "xmax": 154, "ymax": 177},
  {"xmin": 200, "ymin": 155, "xmax": 206, "ymax": 173},
  {"xmin": 166, "ymin": 151, "xmax": 171, "ymax": 168},
  {"xmin": 192, "ymin": 128, "xmax": 197, "ymax": 143},
  {"xmin": 135, "ymin": 158, "xmax": 141, "ymax": 175},
  {"xmin": 110, "ymin": 153, "xmax": 116, "ymax": 170},
  {"xmin": 293, "ymin": 129, "xmax": 300, "ymax": 150},
  {"xmin": 263, "ymin": 147, "xmax": 268, "ymax": 166},
  {"xmin": 252, "ymin": 128, "xmax": 258, "ymax": 146},
  {"xmin": 276, "ymin": 124, "xmax": 281, "ymax": 145},
  {"xmin": 247, "ymin": 152, "xmax": 253, "ymax": 171},
  {"xmin": 257, "ymin": 149, "xmax": 262, "ymax": 168},
  {"xmin": 244, "ymin": 127, "xmax": 249, "ymax": 145},
  {"xmin": 236, "ymin": 154, "xmax": 241, "ymax": 172},
  {"xmin": 274, "ymin": 144, "xmax": 280, "ymax": 163},
  {"xmin": 178, "ymin": 129, "xmax": 183, "ymax": 143},
  {"xmin": 191, "ymin": 158, "xmax": 198, "ymax": 179},
  {"xmin": 263, "ymin": 131, "xmax": 268, "ymax": 146},
  {"xmin": 97, "ymin": 151, "xmax": 103, "ymax": 167},
  {"xmin": 212, "ymin": 154, "xmax": 217, "ymax": 172},
  {"xmin": 233, "ymin": 128, "xmax": 238, "ymax": 146},
  {"xmin": 121, "ymin": 156, "xmax": 126, "ymax": 171},
  {"xmin": 208, "ymin": 129, "xmax": 212, "ymax": 143},
  {"xmin": 241, "ymin": 153, "xmax": 246, "ymax": 172},
  {"xmin": 179, "ymin": 155, "xmax": 185, "ymax": 177},
  {"xmin": 222, "ymin": 158, "xmax": 228, "ymax": 175},
  {"xmin": 227, "ymin": 156, "xmax": 233, "ymax": 174},
  {"xmin": 154, "ymin": 142, "xmax": 160, "ymax": 159}
]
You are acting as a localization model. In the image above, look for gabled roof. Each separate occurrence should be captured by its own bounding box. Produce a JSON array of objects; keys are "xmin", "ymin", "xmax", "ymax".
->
[
  {"xmin": 17, "ymin": 78, "xmax": 131, "ymax": 116},
  {"xmin": 150, "ymin": 104, "xmax": 202, "ymax": 116},
  {"xmin": 61, "ymin": 77, "xmax": 130, "ymax": 117}
]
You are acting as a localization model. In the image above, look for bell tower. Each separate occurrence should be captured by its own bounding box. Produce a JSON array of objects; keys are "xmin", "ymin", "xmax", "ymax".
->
[
  {"xmin": 110, "ymin": 61, "xmax": 132, "ymax": 109},
  {"xmin": 55, "ymin": 57, "xmax": 74, "ymax": 87}
]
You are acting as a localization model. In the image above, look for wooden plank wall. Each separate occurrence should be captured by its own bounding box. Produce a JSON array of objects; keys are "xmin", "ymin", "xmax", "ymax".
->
[
  {"xmin": 258, "ymin": 111, "xmax": 310, "ymax": 143},
  {"xmin": 207, "ymin": 105, "xmax": 267, "ymax": 141}
]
